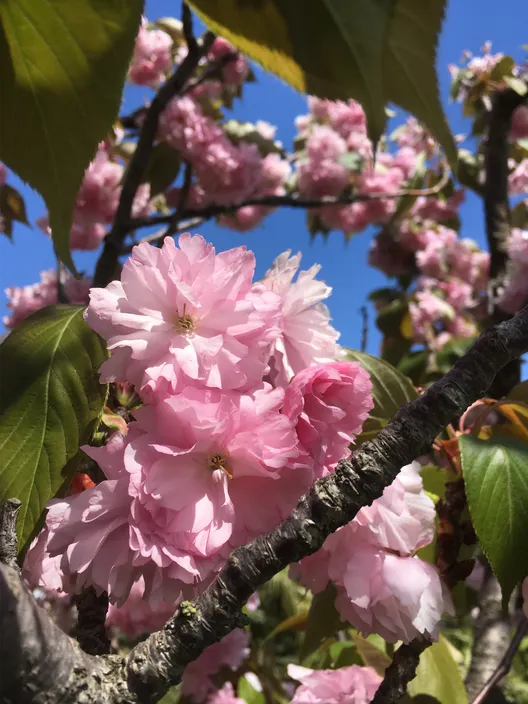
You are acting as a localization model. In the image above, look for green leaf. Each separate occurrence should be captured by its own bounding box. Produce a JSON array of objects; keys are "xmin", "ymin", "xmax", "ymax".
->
[
  {"xmin": 407, "ymin": 637, "xmax": 468, "ymax": 703},
  {"xmin": 459, "ymin": 435, "xmax": 528, "ymax": 603},
  {"xmin": 142, "ymin": 142, "xmax": 182, "ymax": 198},
  {"xmin": 344, "ymin": 349, "xmax": 418, "ymax": 443},
  {"xmin": 0, "ymin": 0, "xmax": 143, "ymax": 271},
  {"xmin": 350, "ymin": 633, "xmax": 391, "ymax": 676},
  {"xmin": 0, "ymin": 183, "xmax": 29, "ymax": 239},
  {"xmin": 238, "ymin": 676, "xmax": 265, "ymax": 704},
  {"xmin": 187, "ymin": 0, "xmax": 456, "ymax": 163},
  {"xmin": 0, "ymin": 305, "xmax": 108, "ymax": 550},
  {"xmin": 301, "ymin": 583, "xmax": 344, "ymax": 658}
]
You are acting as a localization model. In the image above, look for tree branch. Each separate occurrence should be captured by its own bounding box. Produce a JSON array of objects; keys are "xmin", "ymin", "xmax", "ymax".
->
[
  {"xmin": 73, "ymin": 587, "xmax": 111, "ymax": 656},
  {"xmin": 93, "ymin": 30, "xmax": 216, "ymax": 288},
  {"xmin": 484, "ymin": 83, "xmax": 528, "ymax": 298},
  {"xmin": 465, "ymin": 565, "xmax": 515, "ymax": 703},
  {"xmin": 125, "ymin": 165, "xmax": 450, "ymax": 233},
  {"xmin": 371, "ymin": 638, "xmax": 432, "ymax": 703},
  {"xmin": 472, "ymin": 615, "xmax": 528, "ymax": 704},
  {"xmin": 4, "ymin": 305, "xmax": 528, "ymax": 703}
]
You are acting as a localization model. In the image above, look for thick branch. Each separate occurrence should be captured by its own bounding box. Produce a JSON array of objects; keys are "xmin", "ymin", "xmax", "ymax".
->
[
  {"xmin": 465, "ymin": 566, "xmax": 514, "ymax": 703},
  {"xmin": 371, "ymin": 638, "xmax": 431, "ymax": 703},
  {"xmin": 73, "ymin": 587, "xmax": 111, "ymax": 656},
  {"xmin": 4, "ymin": 306, "xmax": 528, "ymax": 703},
  {"xmin": 125, "ymin": 304, "xmax": 528, "ymax": 702},
  {"xmin": 472, "ymin": 615, "xmax": 528, "ymax": 704},
  {"xmin": 93, "ymin": 31, "xmax": 216, "ymax": 288},
  {"xmin": 126, "ymin": 167, "xmax": 450, "ymax": 233}
]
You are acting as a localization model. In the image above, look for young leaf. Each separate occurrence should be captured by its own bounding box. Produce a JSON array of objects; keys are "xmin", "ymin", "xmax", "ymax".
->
[
  {"xmin": 0, "ymin": 305, "xmax": 108, "ymax": 550},
  {"xmin": 459, "ymin": 435, "xmax": 528, "ymax": 603},
  {"xmin": 344, "ymin": 349, "xmax": 418, "ymax": 443},
  {"xmin": 407, "ymin": 637, "xmax": 468, "ymax": 703},
  {"xmin": 187, "ymin": 0, "xmax": 456, "ymax": 163},
  {"xmin": 0, "ymin": 0, "xmax": 142, "ymax": 271}
]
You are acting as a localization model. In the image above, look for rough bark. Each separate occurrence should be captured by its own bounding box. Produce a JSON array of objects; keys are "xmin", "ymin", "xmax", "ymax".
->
[{"xmin": 2, "ymin": 306, "xmax": 528, "ymax": 703}]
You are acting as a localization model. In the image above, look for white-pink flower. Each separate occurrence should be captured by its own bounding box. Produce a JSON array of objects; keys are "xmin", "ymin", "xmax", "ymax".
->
[
  {"xmin": 105, "ymin": 577, "xmax": 174, "ymax": 637},
  {"xmin": 296, "ymin": 462, "xmax": 450, "ymax": 643},
  {"xmin": 182, "ymin": 629, "xmax": 250, "ymax": 702},
  {"xmin": 85, "ymin": 234, "xmax": 282, "ymax": 399},
  {"xmin": 258, "ymin": 251, "xmax": 341, "ymax": 388},
  {"xmin": 4, "ymin": 270, "xmax": 92, "ymax": 329},
  {"xmin": 287, "ymin": 664, "xmax": 381, "ymax": 704},
  {"xmin": 283, "ymin": 362, "xmax": 373, "ymax": 476},
  {"xmin": 129, "ymin": 18, "xmax": 173, "ymax": 87}
]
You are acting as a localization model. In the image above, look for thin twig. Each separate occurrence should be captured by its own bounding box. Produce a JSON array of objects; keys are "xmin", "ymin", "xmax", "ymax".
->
[
  {"xmin": 472, "ymin": 616, "xmax": 528, "ymax": 704},
  {"xmin": 126, "ymin": 164, "xmax": 450, "ymax": 232},
  {"xmin": 93, "ymin": 30, "xmax": 216, "ymax": 287},
  {"xmin": 360, "ymin": 306, "xmax": 368, "ymax": 353}
]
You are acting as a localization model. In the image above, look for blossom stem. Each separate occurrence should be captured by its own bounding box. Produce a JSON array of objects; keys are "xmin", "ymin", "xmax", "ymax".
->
[{"xmin": 93, "ymin": 30, "xmax": 216, "ymax": 287}]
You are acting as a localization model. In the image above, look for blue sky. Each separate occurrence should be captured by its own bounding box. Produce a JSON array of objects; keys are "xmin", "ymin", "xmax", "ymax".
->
[{"xmin": 1, "ymin": 0, "xmax": 527, "ymax": 356}]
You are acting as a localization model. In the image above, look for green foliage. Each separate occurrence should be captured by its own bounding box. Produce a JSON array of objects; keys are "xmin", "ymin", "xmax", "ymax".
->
[
  {"xmin": 142, "ymin": 142, "xmax": 182, "ymax": 198},
  {"xmin": 188, "ymin": 0, "xmax": 456, "ymax": 163},
  {"xmin": 0, "ymin": 0, "xmax": 142, "ymax": 271},
  {"xmin": 344, "ymin": 349, "xmax": 418, "ymax": 443},
  {"xmin": 0, "ymin": 305, "xmax": 107, "ymax": 550},
  {"xmin": 460, "ymin": 435, "xmax": 528, "ymax": 603},
  {"xmin": 0, "ymin": 183, "xmax": 29, "ymax": 239},
  {"xmin": 238, "ymin": 676, "xmax": 265, "ymax": 704},
  {"xmin": 301, "ymin": 583, "xmax": 344, "ymax": 658},
  {"xmin": 407, "ymin": 637, "xmax": 468, "ymax": 703}
]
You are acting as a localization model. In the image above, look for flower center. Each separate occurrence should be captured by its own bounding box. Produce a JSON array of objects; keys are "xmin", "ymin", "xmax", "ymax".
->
[
  {"xmin": 174, "ymin": 304, "xmax": 196, "ymax": 335},
  {"xmin": 174, "ymin": 313, "xmax": 196, "ymax": 334},
  {"xmin": 208, "ymin": 453, "xmax": 232, "ymax": 480}
]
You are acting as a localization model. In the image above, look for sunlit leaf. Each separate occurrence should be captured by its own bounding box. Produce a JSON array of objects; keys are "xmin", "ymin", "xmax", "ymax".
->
[
  {"xmin": 460, "ymin": 435, "xmax": 528, "ymax": 603},
  {"xmin": 188, "ymin": 0, "xmax": 456, "ymax": 163},
  {"xmin": 0, "ymin": 0, "xmax": 142, "ymax": 271},
  {"xmin": 0, "ymin": 305, "xmax": 107, "ymax": 550},
  {"xmin": 407, "ymin": 637, "xmax": 468, "ymax": 703}
]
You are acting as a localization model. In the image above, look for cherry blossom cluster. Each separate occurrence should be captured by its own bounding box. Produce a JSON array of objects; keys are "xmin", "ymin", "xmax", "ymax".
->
[
  {"xmin": 25, "ymin": 234, "xmax": 365, "ymax": 609},
  {"xmin": 295, "ymin": 461, "xmax": 451, "ymax": 643},
  {"xmin": 4, "ymin": 269, "xmax": 92, "ymax": 329},
  {"xmin": 293, "ymin": 97, "xmax": 417, "ymax": 235}
]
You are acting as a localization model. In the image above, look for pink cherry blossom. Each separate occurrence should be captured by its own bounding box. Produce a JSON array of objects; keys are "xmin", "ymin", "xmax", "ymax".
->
[
  {"xmin": 207, "ymin": 37, "xmax": 249, "ymax": 87},
  {"xmin": 105, "ymin": 577, "xmax": 174, "ymax": 637},
  {"xmin": 296, "ymin": 463, "xmax": 449, "ymax": 642},
  {"xmin": 287, "ymin": 664, "xmax": 381, "ymax": 704},
  {"xmin": 129, "ymin": 18, "xmax": 173, "ymax": 87},
  {"xmin": 283, "ymin": 362, "xmax": 374, "ymax": 475},
  {"xmin": 4, "ymin": 270, "xmax": 92, "ymax": 329},
  {"xmin": 124, "ymin": 384, "xmax": 310, "ymax": 562},
  {"xmin": 352, "ymin": 461, "xmax": 436, "ymax": 554},
  {"xmin": 510, "ymin": 105, "xmax": 528, "ymax": 141},
  {"xmin": 207, "ymin": 683, "xmax": 245, "ymax": 704},
  {"xmin": 258, "ymin": 251, "xmax": 341, "ymax": 388},
  {"xmin": 181, "ymin": 629, "xmax": 250, "ymax": 702},
  {"xmin": 332, "ymin": 546, "xmax": 449, "ymax": 643},
  {"xmin": 85, "ymin": 234, "xmax": 282, "ymax": 398},
  {"xmin": 509, "ymin": 159, "xmax": 528, "ymax": 195}
]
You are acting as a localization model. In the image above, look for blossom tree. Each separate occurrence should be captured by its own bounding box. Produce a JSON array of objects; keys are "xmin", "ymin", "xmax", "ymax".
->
[{"xmin": 0, "ymin": 3, "xmax": 528, "ymax": 704}]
